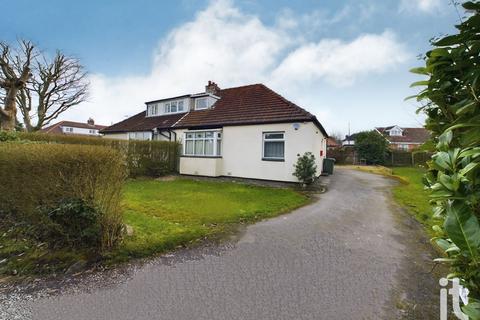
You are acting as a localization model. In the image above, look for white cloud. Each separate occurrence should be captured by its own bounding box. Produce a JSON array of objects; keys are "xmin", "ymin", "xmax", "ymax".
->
[
  {"xmin": 399, "ymin": 0, "xmax": 445, "ymax": 13},
  {"xmin": 271, "ymin": 31, "xmax": 408, "ymax": 88},
  {"xmin": 68, "ymin": 0, "xmax": 411, "ymax": 132}
]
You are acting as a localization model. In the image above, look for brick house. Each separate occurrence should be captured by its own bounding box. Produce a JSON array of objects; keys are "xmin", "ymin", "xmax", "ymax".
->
[{"xmin": 375, "ymin": 125, "xmax": 430, "ymax": 151}]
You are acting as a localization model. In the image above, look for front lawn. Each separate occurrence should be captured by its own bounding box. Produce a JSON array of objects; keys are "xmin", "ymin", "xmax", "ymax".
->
[
  {"xmin": 110, "ymin": 178, "xmax": 309, "ymax": 262},
  {"xmin": 1, "ymin": 178, "xmax": 308, "ymax": 277}
]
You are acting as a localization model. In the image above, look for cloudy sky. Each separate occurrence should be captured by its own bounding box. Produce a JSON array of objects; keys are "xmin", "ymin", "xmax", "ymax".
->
[{"xmin": 1, "ymin": 0, "xmax": 460, "ymax": 136}]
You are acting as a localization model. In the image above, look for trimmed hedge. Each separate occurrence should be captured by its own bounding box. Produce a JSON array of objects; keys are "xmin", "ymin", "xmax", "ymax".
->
[
  {"xmin": 17, "ymin": 132, "xmax": 181, "ymax": 177},
  {"xmin": 0, "ymin": 143, "xmax": 127, "ymax": 250}
]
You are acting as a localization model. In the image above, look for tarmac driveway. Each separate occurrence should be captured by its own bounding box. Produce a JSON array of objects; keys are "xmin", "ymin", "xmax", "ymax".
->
[{"xmin": 1, "ymin": 168, "xmax": 442, "ymax": 320}]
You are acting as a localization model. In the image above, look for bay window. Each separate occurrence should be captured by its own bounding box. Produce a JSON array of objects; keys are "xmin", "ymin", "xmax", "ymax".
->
[
  {"xmin": 184, "ymin": 130, "xmax": 222, "ymax": 156},
  {"xmin": 263, "ymin": 132, "xmax": 285, "ymax": 161}
]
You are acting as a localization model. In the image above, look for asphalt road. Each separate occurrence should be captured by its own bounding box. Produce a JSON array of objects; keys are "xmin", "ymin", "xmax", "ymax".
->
[{"xmin": 1, "ymin": 168, "xmax": 442, "ymax": 320}]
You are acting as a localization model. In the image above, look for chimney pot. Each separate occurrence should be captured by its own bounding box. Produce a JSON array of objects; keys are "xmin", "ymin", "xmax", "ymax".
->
[{"xmin": 205, "ymin": 81, "xmax": 220, "ymax": 94}]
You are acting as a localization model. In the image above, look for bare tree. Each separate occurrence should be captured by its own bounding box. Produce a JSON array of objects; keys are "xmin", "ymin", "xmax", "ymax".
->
[
  {"xmin": 0, "ymin": 40, "xmax": 88, "ymax": 132},
  {"xmin": 0, "ymin": 40, "xmax": 33, "ymax": 131},
  {"xmin": 328, "ymin": 131, "xmax": 344, "ymax": 144}
]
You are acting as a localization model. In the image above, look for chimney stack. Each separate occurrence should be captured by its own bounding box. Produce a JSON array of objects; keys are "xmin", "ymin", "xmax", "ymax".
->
[
  {"xmin": 205, "ymin": 81, "xmax": 220, "ymax": 94},
  {"xmin": 87, "ymin": 118, "xmax": 95, "ymax": 125}
]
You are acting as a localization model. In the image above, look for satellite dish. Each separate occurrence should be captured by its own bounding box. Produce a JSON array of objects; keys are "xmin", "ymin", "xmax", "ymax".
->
[{"xmin": 293, "ymin": 123, "xmax": 300, "ymax": 130}]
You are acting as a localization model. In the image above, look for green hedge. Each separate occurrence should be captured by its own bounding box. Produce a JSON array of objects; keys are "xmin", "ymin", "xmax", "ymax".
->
[
  {"xmin": 17, "ymin": 132, "xmax": 181, "ymax": 177},
  {"xmin": 0, "ymin": 143, "xmax": 127, "ymax": 250}
]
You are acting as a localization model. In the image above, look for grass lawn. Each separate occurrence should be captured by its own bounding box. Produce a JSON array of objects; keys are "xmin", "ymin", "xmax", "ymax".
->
[
  {"xmin": 390, "ymin": 167, "xmax": 440, "ymax": 236},
  {"xmin": 109, "ymin": 178, "xmax": 309, "ymax": 262}
]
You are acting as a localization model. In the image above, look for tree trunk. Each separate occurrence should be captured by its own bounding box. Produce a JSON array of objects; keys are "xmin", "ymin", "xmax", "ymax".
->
[
  {"xmin": 0, "ymin": 109, "xmax": 15, "ymax": 131},
  {"xmin": 0, "ymin": 70, "xmax": 30, "ymax": 131},
  {"xmin": 0, "ymin": 84, "xmax": 19, "ymax": 131}
]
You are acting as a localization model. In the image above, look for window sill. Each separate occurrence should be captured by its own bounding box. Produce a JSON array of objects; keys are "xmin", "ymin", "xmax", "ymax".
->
[
  {"xmin": 262, "ymin": 158, "xmax": 285, "ymax": 162},
  {"xmin": 181, "ymin": 155, "xmax": 222, "ymax": 159}
]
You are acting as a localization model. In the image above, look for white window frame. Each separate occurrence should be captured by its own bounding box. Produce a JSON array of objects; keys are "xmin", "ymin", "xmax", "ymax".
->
[
  {"xmin": 128, "ymin": 131, "xmax": 152, "ymax": 141},
  {"xmin": 146, "ymin": 99, "xmax": 187, "ymax": 116},
  {"xmin": 262, "ymin": 131, "xmax": 285, "ymax": 161},
  {"xmin": 195, "ymin": 97, "xmax": 208, "ymax": 110},
  {"xmin": 178, "ymin": 100, "xmax": 184, "ymax": 112},
  {"xmin": 183, "ymin": 130, "xmax": 222, "ymax": 157}
]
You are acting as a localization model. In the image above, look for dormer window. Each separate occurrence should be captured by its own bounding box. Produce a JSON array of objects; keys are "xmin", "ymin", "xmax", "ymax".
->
[
  {"xmin": 147, "ymin": 103, "xmax": 159, "ymax": 116},
  {"xmin": 165, "ymin": 100, "xmax": 184, "ymax": 113},
  {"xmin": 195, "ymin": 97, "xmax": 208, "ymax": 110},
  {"xmin": 147, "ymin": 99, "xmax": 187, "ymax": 116},
  {"xmin": 389, "ymin": 128, "xmax": 403, "ymax": 136}
]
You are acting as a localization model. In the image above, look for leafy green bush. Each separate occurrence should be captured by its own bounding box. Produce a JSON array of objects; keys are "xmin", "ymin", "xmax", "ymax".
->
[
  {"xmin": 354, "ymin": 131, "xmax": 389, "ymax": 165},
  {"xmin": 0, "ymin": 143, "xmax": 127, "ymax": 250},
  {"xmin": 16, "ymin": 132, "xmax": 181, "ymax": 177},
  {"xmin": 0, "ymin": 130, "xmax": 19, "ymax": 142},
  {"xmin": 41, "ymin": 198, "xmax": 101, "ymax": 248},
  {"xmin": 411, "ymin": 2, "xmax": 480, "ymax": 317},
  {"xmin": 293, "ymin": 152, "xmax": 317, "ymax": 185}
]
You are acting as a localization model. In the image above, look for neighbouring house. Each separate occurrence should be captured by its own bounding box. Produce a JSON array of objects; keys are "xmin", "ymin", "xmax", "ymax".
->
[
  {"xmin": 327, "ymin": 137, "xmax": 340, "ymax": 150},
  {"xmin": 375, "ymin": 125, "xmax": 430, "ymax": 151},
  {"xmin": 40, "ymin": 118, "xmax": 107, "ymax": 136},
  {"xmin": 342, "ymin": 134, "xmax": 358, "ymax": 147},
  {"xmin": 101, "ymin": 81, "xmax": 328, "ymax": 182}
]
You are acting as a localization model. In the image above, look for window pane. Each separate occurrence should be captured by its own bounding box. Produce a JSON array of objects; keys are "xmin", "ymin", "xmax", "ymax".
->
[
  {"xmin": 205, "ymin": 131, "xmax": 214, "ymax": 138},
  {"xmin": 205, "ymin": 139, "xmax": 214, "ymax": 155},
  {"xmin": 171, "ymin": 101, "xmax": 177, "ymax": 112},
  {"xmin": 185, "ymin": 140, "xmax": 194, "ymax": 154},
  {"xmin": 265, "ymin": 133, "xmax": 284, "ymax": 140},
  {"xmin": 196, "ymin": 98, "xmax": 207, "ymax": 109},
  {"xmin": 264, "ymin": 141, "xmax": 284, "ymax": 158},
  {"xmin": 195, "ymin": 140, "xmax": 204, "ymax": 155},
  {"xmin": 216, "ymin": 139, "xmax": 222, "ymax": 156},
  {"xmin": 195, "ymin": 132, "xmax": 205, "ymax": 139},
  {"xmin": 178, "ymin": 100, "xmax": 184, "ymax": 111},
  {"xmin": 164, "ymin": 103, "xmax": 170, "ymax": 113},
  {"xmin": 186, "ymin": 132, "xmax": 194, "ymax": 139}
]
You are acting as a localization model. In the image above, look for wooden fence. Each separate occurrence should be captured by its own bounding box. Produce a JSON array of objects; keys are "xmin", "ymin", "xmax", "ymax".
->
[{"xmin": 328, "ymin": 148, "xmax": 433, "ymax": 167}]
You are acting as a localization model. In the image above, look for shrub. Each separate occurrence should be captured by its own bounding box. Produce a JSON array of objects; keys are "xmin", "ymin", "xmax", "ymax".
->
[
  {"xmin": 411, "ymin": 2, "xmax": 480, "ymax": 317},
  {"xmin": 355, "ymin": 131, "xmax": 389, "ymax": 165},
  {"xmin": 0, "ymin": 143, "xmax": 127, "ymax": 250},
  {"xmin": 293, "ymin": 152, "xmax": 317, "ymax": 185},
  {"xmin": 0, "ymin": 130, "xmax": 19, "ymax": 142},
  {"xmin": 16, "ymin": 132, "xmax": 181, "ymax": 177},
  {"xmin": 40, "ymin": 198, "xmax": 101, "ymax": 248}
]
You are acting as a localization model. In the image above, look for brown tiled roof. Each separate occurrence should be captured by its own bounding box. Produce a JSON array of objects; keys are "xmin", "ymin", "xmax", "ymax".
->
[
  {"xmin": 175, "ymin": 84, "xmax": 325, "ymax": 134},
  {"xmin": 327, "ymin": 137, "xmax": 339, "ymax": 147},
  {"xmin": 41, "ymin": 121, "xmax": 107, "ymax": 134},
  {"xmin": 101, "ymin": 83, "xmax": 328, "ymax": 136},
  {"xmin": 101, "ymin": 111, "xmax": 186, "ymax": 133},
  {"xmin": 376, "ymin": 126, "xmax": 430, "ymax": 144}
]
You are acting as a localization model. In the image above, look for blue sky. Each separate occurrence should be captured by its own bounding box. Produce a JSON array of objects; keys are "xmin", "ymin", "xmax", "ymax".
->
[{"xmin": 1, "ymin": 0, "xmax": 461, "ymax": 136}]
